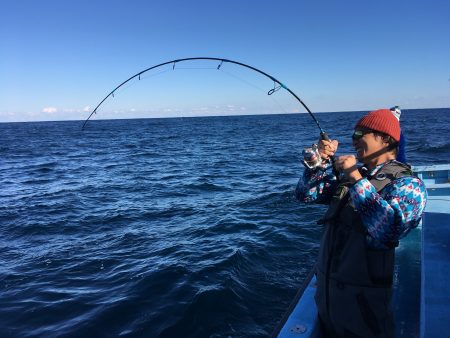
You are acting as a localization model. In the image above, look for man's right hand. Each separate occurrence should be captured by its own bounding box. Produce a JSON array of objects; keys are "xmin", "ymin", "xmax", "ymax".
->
[{"xmin": 318, "ymin": 139, "xmax": 338, "ymax": 160}]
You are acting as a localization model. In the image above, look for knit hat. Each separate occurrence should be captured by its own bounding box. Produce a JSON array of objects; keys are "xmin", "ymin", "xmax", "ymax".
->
[{"xmin": 354, "ymin": 108, "xmax": 401, "ymax": 142}]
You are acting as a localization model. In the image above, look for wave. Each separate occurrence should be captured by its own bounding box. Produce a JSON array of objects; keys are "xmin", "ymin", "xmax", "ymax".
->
[{"xmin": 413, "ymin": 141, "xmax": 450, "ymax": 153}]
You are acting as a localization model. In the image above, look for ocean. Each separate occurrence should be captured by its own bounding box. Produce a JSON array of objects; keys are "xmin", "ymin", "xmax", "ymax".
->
[{"xmin": 1, "ymin": 109, "xmax": 449, "ymax": 337}]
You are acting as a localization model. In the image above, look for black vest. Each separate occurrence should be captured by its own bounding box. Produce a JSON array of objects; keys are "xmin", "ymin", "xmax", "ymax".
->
[{"xmin": 315, "ymin": 161, "xmax": 412, "ymax": 338}]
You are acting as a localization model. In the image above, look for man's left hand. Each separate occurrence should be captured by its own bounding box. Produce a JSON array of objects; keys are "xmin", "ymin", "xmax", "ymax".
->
[{"xmin": 335, "ymin": 155, "xmax": 362, "ymax": 183}]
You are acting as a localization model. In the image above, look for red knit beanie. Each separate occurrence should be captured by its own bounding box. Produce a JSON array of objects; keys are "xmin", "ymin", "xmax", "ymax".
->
[{"xmin": 354, "ymin": 109, "xmax": 401, "ymax": 142}]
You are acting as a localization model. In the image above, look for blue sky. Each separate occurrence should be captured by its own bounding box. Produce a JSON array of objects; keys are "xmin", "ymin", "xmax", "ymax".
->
[{"xmin": 1, "ymin": 0, "xmax": 449, "ymax": 122}]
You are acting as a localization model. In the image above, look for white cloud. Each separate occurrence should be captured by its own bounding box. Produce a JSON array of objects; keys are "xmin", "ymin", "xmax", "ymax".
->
[
  {"xmin": 82, "ymin": 106, "xmax": 91, "ymax": 112},
  {"xmin": 42, "ymin": 106, "xmax": 57, "ymax": 114},
  {"xmin": 0, "ymin": 111, "xmax": 17, "ymax": 122}
]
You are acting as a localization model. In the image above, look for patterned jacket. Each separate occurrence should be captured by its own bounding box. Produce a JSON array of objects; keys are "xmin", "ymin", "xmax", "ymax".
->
[{"xmin": 295, "ymin": 160, "xmax": 427, "ymax": 249}]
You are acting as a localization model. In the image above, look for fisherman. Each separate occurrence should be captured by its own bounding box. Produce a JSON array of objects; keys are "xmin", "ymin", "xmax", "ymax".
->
[{"xmin": 295, "ymin": 108, "xmax": 427, "ymax": 338}]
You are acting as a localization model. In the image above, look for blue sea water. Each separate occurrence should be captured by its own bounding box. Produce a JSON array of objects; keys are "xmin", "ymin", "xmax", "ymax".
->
[{"xmin": 1, "ymin": 109, "xmax": 449, "ymax": 337}]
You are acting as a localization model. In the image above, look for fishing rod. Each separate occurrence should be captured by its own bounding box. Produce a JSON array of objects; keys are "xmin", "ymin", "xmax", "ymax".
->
[
  {"xmin": 82, "ymin": 57, "xmax": 329, "ymax": 137},
  {"xmin": 82, "ymin": 57, "xmax": 335, "ymax": 169}
]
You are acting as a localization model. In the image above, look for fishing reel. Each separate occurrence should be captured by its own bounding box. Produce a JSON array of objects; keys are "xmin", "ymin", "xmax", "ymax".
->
[{"xmin": 302, "ymin": 144, "xmax": 323, "ymax": 169}]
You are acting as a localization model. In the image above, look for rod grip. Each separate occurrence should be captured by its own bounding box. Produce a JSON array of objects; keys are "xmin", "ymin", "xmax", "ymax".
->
[
  {"xmin": 320, "ymin": 132, "xmax": 330, "ymax": 141},
  {"xmin": 320, "ymin": 132, "xmax": 336, "ymax": 165}
]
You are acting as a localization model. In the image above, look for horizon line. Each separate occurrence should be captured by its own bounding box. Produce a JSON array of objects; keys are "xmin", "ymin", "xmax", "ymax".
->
[{"xmin": 1, "ymin": 107, "xmax": 448, "ymax": 124}]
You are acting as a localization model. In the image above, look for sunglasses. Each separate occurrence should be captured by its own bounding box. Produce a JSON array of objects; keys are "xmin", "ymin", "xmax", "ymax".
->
[{"xmin": 352, "ymin": 129, "xmax": 373, "ymax": 140}]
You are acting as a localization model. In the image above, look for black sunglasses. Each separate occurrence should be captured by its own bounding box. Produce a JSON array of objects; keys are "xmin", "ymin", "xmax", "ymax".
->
[{"xmin": 352, "ymin": 129, "xmax": 372, "ymax": 140}]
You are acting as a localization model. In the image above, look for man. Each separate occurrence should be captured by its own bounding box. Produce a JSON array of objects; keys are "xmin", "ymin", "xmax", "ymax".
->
[{"xmin": 295, "ymin": 108, "xmax": 427, "ymax": 337}]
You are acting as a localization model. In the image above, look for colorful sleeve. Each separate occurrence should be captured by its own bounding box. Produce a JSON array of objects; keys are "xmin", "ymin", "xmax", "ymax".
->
[
  {"xmin": 295, "ymin": 164, "xmax": 338, "ymax": 204},
  {"xmin": 349, "ymin": 176, "xmax": 427, "ymax": 249}
]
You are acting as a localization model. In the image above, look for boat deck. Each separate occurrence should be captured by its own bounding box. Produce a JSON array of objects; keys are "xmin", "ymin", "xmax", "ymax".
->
[
  {"xmin": 421, "ymin": 212, "xmax": 450, "ymax": 337},
  {"xmin": 416, "ymin": 165, "xmax": 450, "ymax": 337}
]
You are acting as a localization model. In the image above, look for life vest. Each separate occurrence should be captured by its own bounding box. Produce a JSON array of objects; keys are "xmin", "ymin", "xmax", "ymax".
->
[{"xmin": 315, "ymin": 161, "xmax": 412, "ymax": 338}]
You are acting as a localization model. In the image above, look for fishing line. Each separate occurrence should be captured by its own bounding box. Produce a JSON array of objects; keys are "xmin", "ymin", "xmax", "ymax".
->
[
  {"xmin": 138, "ymin": 68, "xmax": 173, "ymax": 81},
  {"xmin": 219, "ymin": 68, "xmax": 269, "ymax": 95},
  {"xmin": 122, "ymin": 68, "xmax": 175, "ymax": 93},
  {"xmin": 172, "ymin": 67, "xmax": 218, "ymax": 70},
  {"xmin": 218, "ymin": 68, "xmax": 292, "ymax": 115}
]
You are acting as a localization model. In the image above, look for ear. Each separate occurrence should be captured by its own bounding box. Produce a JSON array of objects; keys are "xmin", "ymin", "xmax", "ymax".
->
[
  {"xmin": 382, "ymin": 135, "xmax": 391, "ymax": 145},
  {"xmin": 374, "ymin": 133, "xmax": 391, "ymax": 145},
  {"xmin": 373, "ymin": 133, "xmax": 387, "ymax": 144}
]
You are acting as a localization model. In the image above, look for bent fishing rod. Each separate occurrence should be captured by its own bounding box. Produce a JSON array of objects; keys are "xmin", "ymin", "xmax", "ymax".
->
[{"xmin": 82, "ymin": 57, "xmax": 331, "ymax": 143}]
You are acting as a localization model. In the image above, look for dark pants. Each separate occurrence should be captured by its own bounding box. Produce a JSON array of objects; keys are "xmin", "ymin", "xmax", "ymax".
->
[{"xmin": 318, "ymin": 315, "xmax": 365, "ymax": 338}]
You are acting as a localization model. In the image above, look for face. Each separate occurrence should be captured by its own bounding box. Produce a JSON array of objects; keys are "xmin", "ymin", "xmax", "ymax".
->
[{"xmin": 352, "ymin": 129, "xmax": 388, "ymax": 165}]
